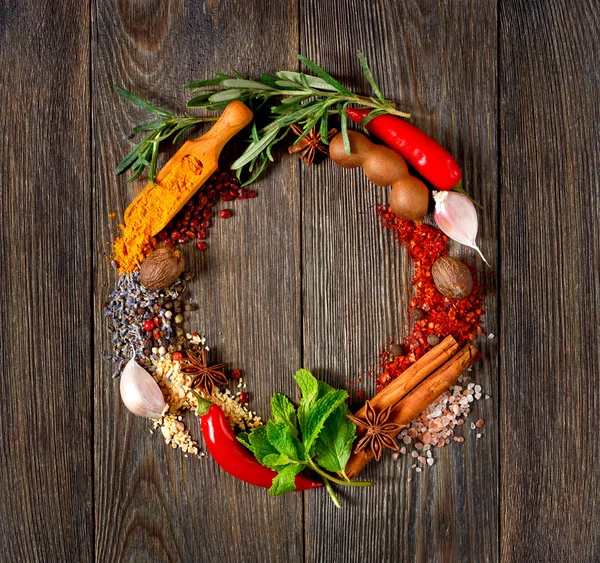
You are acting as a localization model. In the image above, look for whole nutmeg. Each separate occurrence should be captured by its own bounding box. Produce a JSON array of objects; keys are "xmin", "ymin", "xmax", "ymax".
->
[
  {"xmin": 139, "ymin": 247, "xmax": 185, "ymax": 290},
  {"xmin": 431, "ymin": 256, "xmax": 473, "ymax": 300}
]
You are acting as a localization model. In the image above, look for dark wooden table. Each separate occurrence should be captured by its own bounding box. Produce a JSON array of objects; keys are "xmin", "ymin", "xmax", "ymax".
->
[{"xmin": 1, "ymin": 1, "xmax": 599, "ymax": 561}]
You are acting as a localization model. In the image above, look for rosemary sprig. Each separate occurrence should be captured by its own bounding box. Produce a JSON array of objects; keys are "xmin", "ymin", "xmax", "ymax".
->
[
  {"xmin": 185, "ymin": 51, "xmax": 409, "ymax": 184},
  {"xmin": 113, "ymin": 86, "xmax": 217, "ymax": 184},
  {"xmin": 114, "ymin": 51, "xmax": 410, "ymax": 185}
]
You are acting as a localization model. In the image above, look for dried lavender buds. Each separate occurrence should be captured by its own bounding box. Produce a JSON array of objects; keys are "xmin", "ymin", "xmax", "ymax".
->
[{"xmin": 103, "ymin": 270, "xmax": 192, "ymax": 376}]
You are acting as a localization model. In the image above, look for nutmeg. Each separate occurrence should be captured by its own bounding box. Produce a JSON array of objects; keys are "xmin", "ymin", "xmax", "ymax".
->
[
  {"xmin": 139, "ymin": 247, "xmax": 185, "ymax": 290},
  {"xmin": 431, "ymin": 256, "xmax": 473, "ymax": 300}
]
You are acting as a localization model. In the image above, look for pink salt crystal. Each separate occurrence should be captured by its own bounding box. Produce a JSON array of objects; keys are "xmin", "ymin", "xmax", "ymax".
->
[
  {"xmin": 392, "ymin": 452, "xmax": 400, "ymax": 461},
  {"xmin": 415, "ymin": 442, "xmax": 424, "ymax": 451},
  {"xmin": 476, "ymin": 419, "xmax": 485, "ymax": 428},
  {"xmin": 400, "ymin": 447, "xmax": 407, "ymax": 455},
  {"xmin": 437, "ymin": 439, "xmax": 446, "ymax": 447},
  {"xmin": 411, "ymin": 451, "xmax": 419, "ymax": 458},
  {"xmin": 422, "ymin": 432, "xmax": 431, "ymax": 443},
  {"xmin": 457, "ymin": 419, "xmax": 465, "ymax": 426},
  {"xmin": 453, "ymin": 436, "xmax": 464, "ymax": 443},
  {"xmin": 427, "ymin": 458, "xmax": 434, "ymax": 466},
  {"xmin": 407, "ymin": 428, "xmax": 418, "ymax": 438},
  {"xmin": 403, "ymin": 435, "xmax": 412, "ymax": 445},
  {"xmin": 417, "ymin": 456, "xmax": 426, "ymax": 464}
]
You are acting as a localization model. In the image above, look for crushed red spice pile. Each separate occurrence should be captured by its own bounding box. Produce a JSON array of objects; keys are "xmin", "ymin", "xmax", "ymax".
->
[{"xmin": 376, "ymin": 206, "xmax": 484, "ymax": 393}]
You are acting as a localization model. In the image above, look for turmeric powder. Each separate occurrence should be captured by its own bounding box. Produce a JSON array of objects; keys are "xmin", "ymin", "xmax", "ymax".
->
[{"xmin": 112, "ymin": 101, "xmax": 253, "ymax": 273}]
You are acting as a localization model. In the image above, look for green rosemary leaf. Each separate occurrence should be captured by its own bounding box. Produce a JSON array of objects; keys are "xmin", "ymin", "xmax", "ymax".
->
[
  {"xmin": 125, "ymin": 164, "xmax": 144, "ymax": 183},
  {"xmin": 149, "ymin": 141, "xmax": 159, "ymax": 184},
  {"xmin": 274, "ymin": 79, "xmax": 305, "ymax": 90},
  {"xmin": 114, "ymin": 145, "xmax": 139, "ymax": 175},
  {"xmin": 231, "ymin": 69, "xmax": 244, "ymax": 79},
  {"xmin": 203, "ymin": 101, "xmax": 236, "ymax": 112},
  {"xmin": 184, "ymin": 74, "xmax": 229, "ymax": 89},
  {"xmin": 319, "ymin": 112, "xmax": 330, "ymax": 145},
  {"xmin": 297, "ymin": 55, "xmax": 352, "ymax": 96},
  {"xmin": 232, "ymin": 126, "xmax": 281, "ymax": 169},
  {"xmin": 357, "ymin": 50, "xmax": 385, "ymax": 102},
  {"xmin": 186, "ymin": 92, "xmax": 215, "ymax": 108},
  {"xmin": 240, "ymin": 154, "xmax": 269, "ymax": 186},
  {"xmin": 114, "ymin": 85, "xmax": 172, "ymax": 118},
  {"xmin": 279, "ymin": 95, "xmax": 309, "ymax": 107},
  {"xmin": 358, "ymin": 108, "xmax": 387, "ymax": 129},
  {"xmin": 208, "ymin": 88, "xmax": 243, "ymax": 103},
  {"xmin": 340, "ymin": 102, "xmax": 351, "ymax": 155},
  {"xmin": 259, "ymin": 73, "xmax": 282, "ymax": 88},
  {"xmin": 131, "ymin": 118, "xmax": 167, "ymax": 133},
  {"xmin": 278, "ymin": 71, "xmax": 339, "ymax": 92},
  {"xmin": 221, "ymin": 79, "xmax": 274, "ymax": 90}
]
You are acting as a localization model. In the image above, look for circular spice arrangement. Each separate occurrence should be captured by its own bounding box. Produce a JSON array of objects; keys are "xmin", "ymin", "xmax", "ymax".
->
[{"xmin": 104, "ymin": 53, "xmax": 489, "ymax": 507}]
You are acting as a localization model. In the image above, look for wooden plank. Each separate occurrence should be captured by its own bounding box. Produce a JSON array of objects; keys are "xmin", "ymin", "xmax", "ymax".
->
[
  {"xmin": 300, "ymin": 1, "xmax": 498, "ymax": 561},
  {"xmin": 92, "ymin": 1, "xmax": 304, "ymax": 560},
  {"xmin": 500, "ymin": 1, "xmax": 600, "ymax": 561},
  {"xmin": 0, "ymin": 1, "xmax": 93, "ymax": 561}
]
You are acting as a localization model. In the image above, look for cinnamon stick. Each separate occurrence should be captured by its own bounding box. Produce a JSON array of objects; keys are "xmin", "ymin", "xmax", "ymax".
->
[
  {"xmin": 344, "ymin": 342, "xmax": 479, "ymax": 479},
  {"xmin": 354, "ymin": 335, "xmax": 459, "ymax": 419}
]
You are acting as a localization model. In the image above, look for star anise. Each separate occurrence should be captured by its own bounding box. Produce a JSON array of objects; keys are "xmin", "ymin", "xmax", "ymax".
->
[
  {"xmin": 181, "ymin": 349, "xmax": 227, "ymax": 395},
  {"xmin": 347, "ymin": 401, "xmax": 402, "ymax": 461},
  {"xmin": 288, "ymin": 124, "xmax": 337, "ymax": 166}
]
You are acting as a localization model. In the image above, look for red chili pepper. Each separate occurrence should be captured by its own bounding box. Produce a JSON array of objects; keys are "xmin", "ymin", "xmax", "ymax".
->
[
  {"xmin": 346, "ymin": 108, "xmax": 462, "ymax": 191},
  {"xmin": 194, "ymin": 396, "xmax": 322, "ymax": 491}
]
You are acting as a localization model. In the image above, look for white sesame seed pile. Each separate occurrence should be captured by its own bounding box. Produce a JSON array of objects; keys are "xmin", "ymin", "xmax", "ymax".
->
[
  {"xmin": 150, "ymin": 354, "xmax": 262, "ymax": 459},
  {"xmin": 393, "ymin": 375, "xmax": 489, "ymax": 473}
]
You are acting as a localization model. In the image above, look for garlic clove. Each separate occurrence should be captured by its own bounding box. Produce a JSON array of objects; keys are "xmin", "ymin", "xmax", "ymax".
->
[
  {"xmin": 120, "ymin": 357, "xmax": 167, "ymax": 418},
  {"xmin": 433, "ymin": 191, "xmax": 490, "ymax": 266}
]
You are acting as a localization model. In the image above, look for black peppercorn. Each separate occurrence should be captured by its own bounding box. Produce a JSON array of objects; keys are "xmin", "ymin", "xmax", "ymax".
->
[
  {"xmin": 427, "ymin": 334, "xmax": 441, "ymax": 346},
  {"xmin": 136, "ymin": 307, "xmax": 146, "ymax": 316},
  {"xmin": 165, "ymin": 302, "xmax": 173, "ymax": 310},
  {"xmin": 389, "ymin": 343, "xmax": 406, "ymax": 357},
  {"xmin": 143, "ymin": 348, "xmax": 151, "ymax": 357},
  {"xmin": 410, "ymin": 308, "xmax": 426, "ymax": 321}
]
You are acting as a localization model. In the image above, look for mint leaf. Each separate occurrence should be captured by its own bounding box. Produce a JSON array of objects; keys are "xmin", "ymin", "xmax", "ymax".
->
[
  {"xmin": 248, "ymin": 426, "xmax": 279, "ymax": 465},
  {"xmin": 269, "ymin": 464, "xmax": 303, "ymax": 496},
  {"xmin": 266, "ymin": 420, "xmax": 298, "ymax": 460},
  {"xmin": 303, "ymin": 389, "xmax": 348, "ymax": 455},
  {"xmin": 317, "ymin": 379, "xmax": 334, "ymax": 398},
  {"xmin": 236, "ymin": 431, "xmax": 253, "ymax": 451},
  {"xmin": 271, "ymin": 393, "xmax": 299, "ymax": 438},
  {"xmin": 262, "ymin": 452, "xmax": 302, "ymax": 471},
  {"xmin": 295, "ymin": 369, "xmax": 319, "ymax": 435},
  {"xmin": 314, "ymin": 403, "xmax": 357, "ymax": 473}
]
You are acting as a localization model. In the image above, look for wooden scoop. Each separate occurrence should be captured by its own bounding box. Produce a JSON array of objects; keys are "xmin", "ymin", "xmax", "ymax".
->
[{"xmin": 123, "ymin": 100, "xmax": 253, "ymax": 236}]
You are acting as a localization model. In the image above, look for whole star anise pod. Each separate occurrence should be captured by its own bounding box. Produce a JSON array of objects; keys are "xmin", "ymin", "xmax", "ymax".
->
[
  {"xmin": 181, "ymin": 349, "xmax": 227, "ymax": 395},
  {"xmin": 347, "ymin": 401, "xmax": 402, "ymax": 461},
  {"xmin": 288, "ymin": 124, "xmax": 337, "ymax": 166}
]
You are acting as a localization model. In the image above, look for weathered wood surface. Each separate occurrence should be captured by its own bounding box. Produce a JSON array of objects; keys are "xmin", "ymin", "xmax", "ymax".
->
[
  {"xmin": 0, "ymin": 0, "xmax": 93, "ymax": 561},
  {"xmin": 0, "ymin": 0, "xmax": 598, "ymax": 561},
  {"xmin": 500, "ymin": 1, "xmax": 600, "ymax": 561}
]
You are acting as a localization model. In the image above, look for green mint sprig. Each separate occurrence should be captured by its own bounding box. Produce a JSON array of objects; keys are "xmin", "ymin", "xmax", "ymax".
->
[
  {"xmin": 114, "ymin": 51, "xmax": 410, "ymax": 186},
  {"xmin": 237, "ymin": 369, "xmax": 372, "ymax": 508}
]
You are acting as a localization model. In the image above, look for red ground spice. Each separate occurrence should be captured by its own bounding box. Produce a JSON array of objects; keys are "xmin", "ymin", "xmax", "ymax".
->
[{"xmin": 376, "ymin": 205, "xmax": 484, "ymax": 392}]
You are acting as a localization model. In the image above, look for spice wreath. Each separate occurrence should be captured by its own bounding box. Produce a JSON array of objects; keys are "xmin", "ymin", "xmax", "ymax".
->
[{"xmin": 104, "ymin": 52, "xmax": 488, "ymax": 508}]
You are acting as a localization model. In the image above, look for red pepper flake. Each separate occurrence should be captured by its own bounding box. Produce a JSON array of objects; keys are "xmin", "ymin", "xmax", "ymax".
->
[{"xmin": 375, "ymin": 206, "xmax": 485, "ymax": 392}]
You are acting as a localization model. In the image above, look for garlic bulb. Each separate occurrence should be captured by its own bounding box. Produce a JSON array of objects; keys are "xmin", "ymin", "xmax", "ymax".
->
[
  {"xmin": 120, "ymin": 357, "xmax": 167, "ymax": 418},
  {"xmin": 433, "ymin": 191, "xmax": 490, "ymax": 266}
]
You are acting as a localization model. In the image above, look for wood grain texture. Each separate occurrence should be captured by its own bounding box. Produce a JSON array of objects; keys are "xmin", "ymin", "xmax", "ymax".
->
[
  {"xmin": 0, "ymin": 0, "xmax": 93, "ymax": 561},
  {"xmin": 300, "ymin": 1, "xmax": 498, "ymax": 562},
  {"xmin": 92, "ymin": 0, "xmax": 304, "ymax": 561},
  {"xmin": 500, "ymin": 1, "xmax": 600, "ymax": 561}
]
